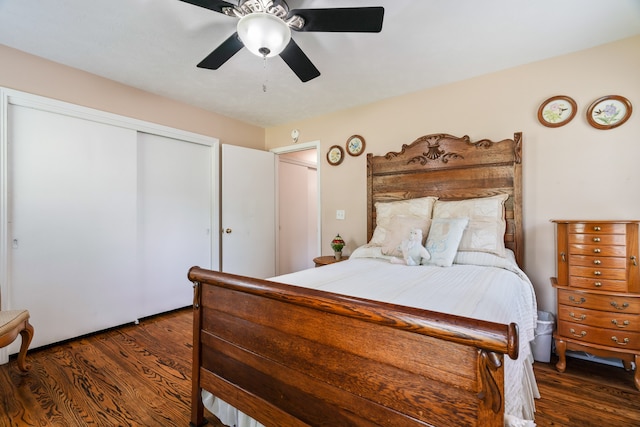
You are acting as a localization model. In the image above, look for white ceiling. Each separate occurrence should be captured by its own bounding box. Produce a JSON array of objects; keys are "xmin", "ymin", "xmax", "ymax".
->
[{"xmin": 1, "ymin": 0, "xmax": 639, "ymax": 128}]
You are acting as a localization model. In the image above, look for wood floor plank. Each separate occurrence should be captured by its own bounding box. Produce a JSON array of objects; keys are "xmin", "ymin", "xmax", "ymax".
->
[
  {"xmin": 1, "ymin": 308, "xmax": 640, "ymax": 426},
  {"xmin": 0, "ymin": 308, "xmax": 224, "ymax": 427},
  {"xmin": 533, "ymin": 356, "xmax": 640, "ymax": 426}
]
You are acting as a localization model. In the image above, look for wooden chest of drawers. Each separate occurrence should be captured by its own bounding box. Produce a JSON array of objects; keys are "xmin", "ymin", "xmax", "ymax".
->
[{"xmin": 551, "ymin": 220, "xmax": 640, "ymax": 390}]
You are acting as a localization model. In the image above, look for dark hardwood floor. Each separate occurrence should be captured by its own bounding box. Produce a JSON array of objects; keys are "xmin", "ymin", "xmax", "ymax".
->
[{"xmin": 1, "ymin": 308, "xmax": 639, "ymax": 426}]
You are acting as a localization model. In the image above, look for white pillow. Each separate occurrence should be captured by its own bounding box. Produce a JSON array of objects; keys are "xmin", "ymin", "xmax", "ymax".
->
[
  {"xmin": 369, "ymin": 196, "xmax": 438, "ymax": 246},
  {"xmin": 453, "ymin": 250, "xmax": 517, "ymax": 269},
  {"xmin": 380, "ymin": 215, "xmax": 431, "ymax": 257},
  {"xmin": 350, "ymin": 244, "xmax": 387, "ymax": 259},
  {"xmin": 424, "ymin": 218, "xmax": 469, "ymax": 267},
  {"xmin": 432, "ymin": 194, "xmax": 508, "ymax": 257}
]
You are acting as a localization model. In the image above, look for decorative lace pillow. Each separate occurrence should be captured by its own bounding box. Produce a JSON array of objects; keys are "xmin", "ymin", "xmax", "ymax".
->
[
  {"xmin": 432, "ymin": 194, "xmax": 508, "ymax": 257},
  {"xmin": 424, "ymin": 218, "xmax": 469, "ymax": 267},
  {"xmin": 369, "ymin": 196, "xmax": 438, "ymax": 246}
]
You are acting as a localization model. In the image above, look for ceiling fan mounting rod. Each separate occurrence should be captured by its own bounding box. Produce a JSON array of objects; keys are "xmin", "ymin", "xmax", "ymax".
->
[{"xmin": 223, "ymin": 0, "xmax": 304, "ymax": 30}]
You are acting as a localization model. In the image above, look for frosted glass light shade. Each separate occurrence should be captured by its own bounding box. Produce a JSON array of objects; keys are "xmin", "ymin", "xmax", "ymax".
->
[{"xmin": 237, "ymin": 13, "xmax": 291, "ymax": 58}]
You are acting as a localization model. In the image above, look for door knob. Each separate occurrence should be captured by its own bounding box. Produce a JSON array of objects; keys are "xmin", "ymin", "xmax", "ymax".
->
[{"xmin": 224, "ymin": 228, "xmax": 232, "ymax": 234}]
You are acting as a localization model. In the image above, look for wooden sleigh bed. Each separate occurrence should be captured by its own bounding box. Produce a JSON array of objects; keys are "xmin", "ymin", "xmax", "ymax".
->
[{"xmin": 188, "ymin": 132, "xmax": 529, "ymax": 427}]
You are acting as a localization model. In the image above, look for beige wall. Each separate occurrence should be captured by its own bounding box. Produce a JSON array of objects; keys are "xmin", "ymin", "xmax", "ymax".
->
[
  {"xmin": 0, "ymin": 44, "xmax": 264, "ymax": 148},
  {"xmin": 3, "ymin": 34, "xmax": 639, "ymax": 314},
  {"xmin": 266, "ymin": 35, "xmax": 640, "ymax": 314}
]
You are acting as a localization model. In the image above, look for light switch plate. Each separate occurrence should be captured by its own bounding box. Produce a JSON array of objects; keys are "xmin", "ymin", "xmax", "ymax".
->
[{"xmin": 336, "ymin": 210, "xmax": 345, "ymax": 220}]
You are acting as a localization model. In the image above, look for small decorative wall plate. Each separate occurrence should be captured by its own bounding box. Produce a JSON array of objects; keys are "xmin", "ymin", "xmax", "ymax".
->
[
  {"xmin": 346, "ymin": 135, "xmax": 366, "ymax": 156},
  {"xmin": 327, "ymin": 145, "xmax": 344, "ymax": 165},
  {"xmin": 587, "ymin": 95, "xmax": 633, "ymax": 130},
  {"xmin": 537, "ymin": 95, "xmax": 577, "ymax": 127}
]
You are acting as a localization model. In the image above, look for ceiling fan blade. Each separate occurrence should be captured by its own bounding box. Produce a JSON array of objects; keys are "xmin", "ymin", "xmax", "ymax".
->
[
  {"xmin": 178, "ymin": 0, "xmax": 235, "ymax": 14},
  {"xmin": 279, "ymin": 39, "xmax": 320, "ymax": 82},
  {"xmin": 197, "ymin": 32, "xmax": 244, "ymax": 70},
  {"xmin": 289, "ymin": 7, "xmax": 384, "ymax": 32}
]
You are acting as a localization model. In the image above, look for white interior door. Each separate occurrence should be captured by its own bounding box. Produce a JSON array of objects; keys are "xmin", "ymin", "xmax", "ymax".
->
[
  {"xmin": 8, "ymin": 104, "xmax": 138, "ymax": 349},
  {"xmin": 221, "ymin": 144, "xmax": 275, "ymax": 278},
  {"xmin": 136, "ymin": 132, "xmax": 213, "ymax": 318}
]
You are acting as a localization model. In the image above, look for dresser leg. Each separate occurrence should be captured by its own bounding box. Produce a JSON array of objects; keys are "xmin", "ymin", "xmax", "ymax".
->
[{"xmin": 555, "ymin": 338, "xmax": 567, "ymax": 372}]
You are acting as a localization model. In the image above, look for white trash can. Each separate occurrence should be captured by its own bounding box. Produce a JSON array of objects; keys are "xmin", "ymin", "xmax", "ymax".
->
[{"xmin": 531, "ymin": 311, "xmax": 555, "ymax": 363}]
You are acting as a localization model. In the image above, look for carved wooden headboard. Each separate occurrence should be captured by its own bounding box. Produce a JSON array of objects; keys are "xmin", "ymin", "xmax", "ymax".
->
[{"xmin": 367, "ymin": 132, "xmax": 523, "ymax": 267}]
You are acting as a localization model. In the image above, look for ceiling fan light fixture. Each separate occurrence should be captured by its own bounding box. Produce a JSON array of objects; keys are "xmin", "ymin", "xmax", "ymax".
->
[{"xmin": 237, "ymin": 13, "xmax": 291, "ymax": 58}]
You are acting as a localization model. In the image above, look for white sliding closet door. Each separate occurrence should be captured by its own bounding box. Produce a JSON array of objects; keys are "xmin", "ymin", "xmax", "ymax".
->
[
  {"xmin": 136, "ymin": 132, "xmax": 212, "ymax": 318},
  {"xmin": 8, "ymin": 105, "xmax": 138, "ymax": 349}
]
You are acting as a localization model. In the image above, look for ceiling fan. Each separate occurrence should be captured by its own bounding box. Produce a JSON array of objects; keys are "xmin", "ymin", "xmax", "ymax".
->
[{"xmin": 179, "ymin": 0, "xmax": 384, "ymax": 82}]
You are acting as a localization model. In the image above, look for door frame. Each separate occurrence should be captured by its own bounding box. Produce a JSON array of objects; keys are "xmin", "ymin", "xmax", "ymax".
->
[{"xmin": 271, "ymin": 141, "xmax": 321, "ymax": 274}]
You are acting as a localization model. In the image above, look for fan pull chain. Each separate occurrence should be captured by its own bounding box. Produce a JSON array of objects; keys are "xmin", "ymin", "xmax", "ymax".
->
[{"xmin": 262, "ymin": 56, "xmax": 268, "ymax": 92}]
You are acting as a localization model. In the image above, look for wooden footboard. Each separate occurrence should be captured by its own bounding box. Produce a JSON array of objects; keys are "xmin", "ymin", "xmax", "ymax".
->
[{"xmin": 188, "ymin": 267, "xmax": 519, "ymax": 427}]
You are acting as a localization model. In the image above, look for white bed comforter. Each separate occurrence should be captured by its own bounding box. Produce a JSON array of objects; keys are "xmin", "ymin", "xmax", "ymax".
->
[{"xmin": 203, "ymin": 249, "xmax": 539, "ymax": 427}]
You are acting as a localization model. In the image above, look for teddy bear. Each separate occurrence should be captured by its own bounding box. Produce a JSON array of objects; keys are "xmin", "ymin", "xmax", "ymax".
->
[{"xmin": 390, "ymin": 228, "xmax": 431, "ymax": 266}]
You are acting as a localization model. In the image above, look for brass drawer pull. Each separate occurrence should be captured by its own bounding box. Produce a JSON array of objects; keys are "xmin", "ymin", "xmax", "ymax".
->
[
  {"xmin": 593, "ymin": 237, "xmax": 601, "ymax": 242},
  {"xmin": 593, "ymin": 248, "xmax": 601, "ymax": 254},
  {"xmin": 593, "ymin": 260, "xmax": 601, "ymax": 265},
  {"xmin": 631, "ymin": 256, "xmax": 638, "ymax": 266},
  {"xmin": 570, "ymin": 329, "xmax": 587, "ymax": 338},
  {"xmin": 560, "ymin": 251, "xmax": 566, "ymax": 262},
  {"xmin": 611, "ymin": 319, "xmax": 630, "ymax": 328},
  {"xmin": 570, "ymin": 312, "xmax": 586, "ymax": 321},
  {"xmin": 594, "ymin": 282, "xmax": 602, "ymax": 287},
  {"xmin": 593, "ymin": 226, "xmax": 601, "ymax": 231},
  {"xmin": 593, "ymin": 271, "xmax": 602, "ymax": 276},
  {"xmin": 610, "ymin": 301, "xmax": 630, "ymax": 310},
  {"xmin": 611, "ymin": 336, "xmax": 630, "ymax": 345},
  {"xmin": 569, "ymin": 296, "xmax": 586, "ymax": 304}
]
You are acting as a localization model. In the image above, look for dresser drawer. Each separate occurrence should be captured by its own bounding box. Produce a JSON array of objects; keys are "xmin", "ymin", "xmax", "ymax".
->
[
  {"xmin": 569, "ymin": 244, "xmax": 627, "ymax": 257},
  {"xmin": 569, "ymin": 223, "xmax": 627, "ymax": 234},
  {"xmin": 568, "ymin": 276, "xmax": 628, "ymax": 292},
  {"xmin": 569, "ymin": 266, "xmax": 627, "ymax": 281},
  {"xmin": 557, "ymin": 305, "xmax": 640, "ymax": 332},
  {"xmin": 557, "ymin": 288, "xmax": 640, "ymax": 313},
  {"xmin": 557, "ymin": 320, "xmax": 640, "ymax": 350},
  {"xmin": 569, "ymin": 233, "xmax": 626, "ymax": 245},
  {"xmin": 569, "ymin": 254, "xmax": 627, "ymax": 269}
]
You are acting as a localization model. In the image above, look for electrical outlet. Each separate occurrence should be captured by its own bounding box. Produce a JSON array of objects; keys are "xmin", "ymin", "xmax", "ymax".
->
[{"xmin": 336, "ymin": 210, "xmax": 345, "ymax": 220}]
